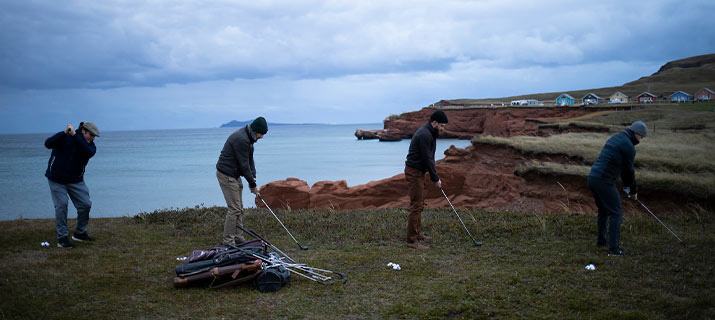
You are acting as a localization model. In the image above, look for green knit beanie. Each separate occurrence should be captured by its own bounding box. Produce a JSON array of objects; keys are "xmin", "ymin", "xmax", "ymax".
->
[{"xmin": 250, "ymin": 116, "xmax": 268, "ymax": 134}]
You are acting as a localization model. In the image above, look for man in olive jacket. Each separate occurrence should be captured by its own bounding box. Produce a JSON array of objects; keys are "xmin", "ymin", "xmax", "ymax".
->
[
  {"xmin": 216, "ymin": 117, "xmax": 268, "ymax": 245},
  {"xmin": 588, "ymin": 120, "xmax": 647, "ymax": 256},
  {"xmin": 404, "ymin": 110, "xmax": 448, "ymax": 249},
  {"xmin": 45, "ymin": 122, "xmax": 100, "ymax": 248}
]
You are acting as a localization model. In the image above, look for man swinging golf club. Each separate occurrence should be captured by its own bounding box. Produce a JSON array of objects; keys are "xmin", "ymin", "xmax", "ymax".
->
[
  {"xmin": 404, "ymin": 110, "xmax": 448, "ymax": 250},
  {"xmin": 587, "ymin": 120, "xmax": 647, "ymax": 256},
  {"xmin": 216, "ymin": 117, "xmax": 267, "ymax": 246}
]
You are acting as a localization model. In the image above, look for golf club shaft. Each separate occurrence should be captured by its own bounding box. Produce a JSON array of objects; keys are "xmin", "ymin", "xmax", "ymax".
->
[
  {"xmin": 235, "ymin": 223, "xmax": 296, "ymax": 263},
  {"xmin": 638, "ymin": 200, "xmax": 683, "ymax": 243},
  {"xmin": 258, "ymin": 194, "xmax": 305, "ymax": 247},
  {"xmin": 440, "ymin": 188, "xmax": 479, "ymax": 243}
]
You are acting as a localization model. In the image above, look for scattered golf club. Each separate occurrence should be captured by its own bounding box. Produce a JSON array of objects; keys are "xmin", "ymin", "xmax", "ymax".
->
[
  {"xmin": 440, "ymin": 188, "xmax": 482, "ymax": 247},
  {"xmin": 636, "ymin": 199, "xmax": 696, "ymax": 248},
  {"xmin": 258, "ymin": 194, "xmax": 309, "ymax": 250}
]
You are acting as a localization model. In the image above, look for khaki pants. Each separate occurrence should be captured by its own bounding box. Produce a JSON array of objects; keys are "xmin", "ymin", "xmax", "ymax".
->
[
  {"xmin": 405, "ymin": 166, "xmax": 426, "ymax": 243},
  {"xmin": 217, "ymin": 170, "xmax": 245, "ymax": 244}
]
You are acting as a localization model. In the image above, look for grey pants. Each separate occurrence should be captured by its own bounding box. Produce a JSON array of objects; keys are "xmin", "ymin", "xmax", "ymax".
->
[
  {"xmin": 48, "ymin": 179, "xmax": 91, "ymax": 239},
  {"xmin": 217, "ymin": 170, "xmax": 245, "ymax": 245}
]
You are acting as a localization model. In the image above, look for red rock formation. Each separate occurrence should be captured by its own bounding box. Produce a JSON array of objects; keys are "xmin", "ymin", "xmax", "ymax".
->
[
  {"xmin": 366, "ymin": 107, "xmax": 597, "ymax": 140},
  {"xmin": 258, "ymin": 142, "xmax": 708, "ymax": 214}
]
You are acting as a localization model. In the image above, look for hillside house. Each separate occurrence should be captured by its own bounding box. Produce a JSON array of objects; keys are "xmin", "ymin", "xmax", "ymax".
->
[
  {"xmin": 582, "ymin": 93, "xmax": 601, "ymax": 105},
  {"xmin": 637, "ymin": 92, "xmax": 657, "ymax": 103},
  {"xmin": 694, "ymin": 88, "xmax": 714, "ymax": 102},
  {"xmin": 555, "ymin": 94, "xmax": 575, "ymax": 106},
  {"xmin": 608, "ymin": 91, "xmax": 629, "ymax": 104},
  {"xmin": 669, "ymin": 91, "xmax": 691, "ymax": 102},
  {"xmin": 510, "ymin": 99, "xmax": 543, "ymax": 106}
]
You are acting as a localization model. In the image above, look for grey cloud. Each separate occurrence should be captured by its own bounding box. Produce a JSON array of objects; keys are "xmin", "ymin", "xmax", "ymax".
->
[{"xmin": 1, "ymin": 0, "xmax": 713, "ymax": 90}]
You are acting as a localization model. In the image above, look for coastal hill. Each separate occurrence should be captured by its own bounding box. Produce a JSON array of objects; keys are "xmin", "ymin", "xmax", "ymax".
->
[
  {"xmin": 439, "ymin": 53, "xmax": 715, "ymax": 106},
  {"xmin": 355, "ymin": 53, "xmax": 715, "ymax": 141},
  {"xmin": 259, "ymin": 54, "xmax": 715, "ymax": 214}
]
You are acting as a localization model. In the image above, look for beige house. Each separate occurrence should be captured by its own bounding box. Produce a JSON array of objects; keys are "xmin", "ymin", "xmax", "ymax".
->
[{"xmin": 608, "ymin": 91, "xmax": 629, "ymax": 104}]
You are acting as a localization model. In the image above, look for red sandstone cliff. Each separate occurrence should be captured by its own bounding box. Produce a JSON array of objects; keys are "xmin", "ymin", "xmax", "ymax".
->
[
  {"xmin": 257, "ymin": 142, "xmax": 704, "ymax": 214},
  {"xmin": 355, "ymin": 107, "xmax": 598, "ymax": 140}
]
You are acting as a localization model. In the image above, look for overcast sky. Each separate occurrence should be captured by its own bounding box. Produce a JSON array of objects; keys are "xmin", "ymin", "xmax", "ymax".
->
[{"xmin": 1, "ymin": 0, "xmax": 713, "ymax": 134}]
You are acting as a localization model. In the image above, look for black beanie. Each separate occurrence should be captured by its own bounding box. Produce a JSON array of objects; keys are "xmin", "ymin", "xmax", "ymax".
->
[
  {"xmin": 250, "ymin": 116, "xmax": 268, "ymax": 134},
  {"xmin": 430, "ymin": 110, "xmax": 448, "ymax": 124}
]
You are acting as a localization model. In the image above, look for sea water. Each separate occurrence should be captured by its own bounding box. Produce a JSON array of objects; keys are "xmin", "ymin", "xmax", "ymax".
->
[{"xmin": 0, "ymin": 125, "xmax": 471, "ymax": 220}]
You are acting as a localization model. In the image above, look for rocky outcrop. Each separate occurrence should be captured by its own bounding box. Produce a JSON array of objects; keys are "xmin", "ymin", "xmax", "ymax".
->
[
  {"xmin": 257, "ymin": 142, "xmax": 584, "ymax": 212},
  {"xmin": 258, "ymin": 141, "xmax": 708, "ymax": 214},
  {"xmin": 354, "ymin": 129, "xmax": 403, "ymax": 141},
  {"xmin": 359, "ymin": 107, "xmax": 597, "ymax": 141}
]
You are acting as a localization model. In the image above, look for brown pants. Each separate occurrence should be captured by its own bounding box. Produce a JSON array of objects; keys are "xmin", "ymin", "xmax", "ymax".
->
[
  {"xmin": 405, "ymin": 166, "xmax": 427, "ymax": 243},
  {"xmin": 217, "ymin": 170, "xmax": 246, "ymax": 245}
]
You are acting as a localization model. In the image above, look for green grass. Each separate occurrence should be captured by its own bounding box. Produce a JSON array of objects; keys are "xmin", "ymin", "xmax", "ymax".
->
[{"xmin": 1, "ymin": 206, "xmax": 714, "ymax": 319}]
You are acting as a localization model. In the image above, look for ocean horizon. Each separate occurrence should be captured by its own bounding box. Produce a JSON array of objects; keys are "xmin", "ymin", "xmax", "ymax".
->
[{"xmin": 0, "ymin": 124, "xmax": 471, "ymax": 221}]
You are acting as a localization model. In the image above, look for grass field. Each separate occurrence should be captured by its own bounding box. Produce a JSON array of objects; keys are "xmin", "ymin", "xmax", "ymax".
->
[{"xmin": 1, "ymin": 206, "xmax": 714, "ymax": 319}]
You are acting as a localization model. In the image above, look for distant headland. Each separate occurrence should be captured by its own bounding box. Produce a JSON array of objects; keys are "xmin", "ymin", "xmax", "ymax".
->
[{"xmin": 219, "ymin": 120, "xmax": 324, "ymax": 128}]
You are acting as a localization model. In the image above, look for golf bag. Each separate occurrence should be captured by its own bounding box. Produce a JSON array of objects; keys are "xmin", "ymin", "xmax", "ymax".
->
[
  {"xmin": 254, "ymin": 253, "xmax": 291, "ymax": 292},
  {"xmin": 173, "ymin": 240, "xmax": 266, "ymax": 289}
]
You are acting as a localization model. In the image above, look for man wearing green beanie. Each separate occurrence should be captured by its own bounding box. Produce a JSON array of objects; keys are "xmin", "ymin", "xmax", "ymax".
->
[{"xmin": 216, "ymin": 116, "xmax": 268, "ymax": 245}]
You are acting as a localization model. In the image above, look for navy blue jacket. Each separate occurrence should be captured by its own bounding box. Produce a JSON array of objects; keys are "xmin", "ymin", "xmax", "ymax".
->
[
  {"xmin": 588, "ymin": 129, "xmax": 638, "ymax": 189},
  {"xmin": 405, "ymin": 122, "xmax": 440, "ymax": 182},
  {"xmin": 45, "ymin": 131, "xmax": 97, "ymax": 184}
]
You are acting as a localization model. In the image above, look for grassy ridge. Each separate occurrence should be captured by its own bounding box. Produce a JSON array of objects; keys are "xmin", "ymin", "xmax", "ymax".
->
[
  {"xmin": 1, "ymin": 206, "xmax": 714, "ymax": 319},
  {"xmin": 475, "ymin": 104, "xmax": 715, "ymax": 199}
]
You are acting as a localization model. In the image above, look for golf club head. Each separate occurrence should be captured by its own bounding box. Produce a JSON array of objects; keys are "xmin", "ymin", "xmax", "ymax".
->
[
  {"xmin": 473, "ymin": 241, "xmax": 483, "ymax": 247},
  {"xmin": 300, "ymin": 245, "xmax": 309, "ymax": 250}
]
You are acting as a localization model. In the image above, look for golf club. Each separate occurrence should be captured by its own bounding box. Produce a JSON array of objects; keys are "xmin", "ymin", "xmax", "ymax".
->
[
  {"xmin": 258, "ymin": 194, "xmax": 309, "ymax": 250},
  {"xmin": 440, "ymin": 188, "xmax": 482, "ymax": 247},
  {"xmin": 236, "ymin": 223, "xmax": 297, "ymax": 263},
  {"xmin": 636, "ymin": 199, "xmax": 696, "ymax": 248}
]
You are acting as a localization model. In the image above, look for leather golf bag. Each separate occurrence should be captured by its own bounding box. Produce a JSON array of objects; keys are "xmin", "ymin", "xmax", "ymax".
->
[{"xmin": 173, "ymin": 240, "xmax": 266, "ymax": 289}]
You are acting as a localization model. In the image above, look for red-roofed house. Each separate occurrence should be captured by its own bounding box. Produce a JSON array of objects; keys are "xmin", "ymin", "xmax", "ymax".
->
[
  {"xmin": 694, "ymin": 88, "xmax": 714, "ymax": 102},
  {"xmin": 637, "ymin": 92, "xmax": 657, "ymax": 104}
]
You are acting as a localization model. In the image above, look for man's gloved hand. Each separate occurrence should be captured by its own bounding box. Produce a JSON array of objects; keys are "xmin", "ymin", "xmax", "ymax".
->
[{"xmin": 623, "ymin": 186, "xmax": 638, "ymax": 200}]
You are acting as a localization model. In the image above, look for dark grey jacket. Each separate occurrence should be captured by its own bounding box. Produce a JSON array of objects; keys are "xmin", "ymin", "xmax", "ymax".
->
[
  {"xmin": 588, "ymin": 129, "xmax": 638, "ymax": 189},
  {"xmin": 405, "ymin": 122, "xmax": 440, "ymax": 182},
  {"xmin": 216, "ymin": 126, "xmax": 257, "ymax": 188}
]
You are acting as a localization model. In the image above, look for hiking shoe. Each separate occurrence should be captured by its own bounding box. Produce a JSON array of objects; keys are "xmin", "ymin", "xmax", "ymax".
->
[
  {"xmin": 57, "ymin": 236, "xmax": 75, "ymax": 248},
  {"xmin": 72, "ymin": 232, "xmax": 95, "ymax": 242},
  {"xmin": 406, "ymin": 242, "xmax": 429, "ymax": 250},
  {"xmin": 418, "ymin": 234, "xmax": 433, "ymax": 241},
  {"xmin": 608, "ymin": 248, "xmax": 630, "ymax": 256}
]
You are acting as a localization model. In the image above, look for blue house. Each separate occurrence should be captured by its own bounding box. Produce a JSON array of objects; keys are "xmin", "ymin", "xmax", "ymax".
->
[
  {"xmin": 555, "ymin": 94, "xmax": 575, "ymax": 106},
  {"xmin": 582, "ymin": 93, "xmax": 601, "ymax": 105},
  {"xmin": 670, "ymin": 91, "xmax": 691, "ymax": 102}
]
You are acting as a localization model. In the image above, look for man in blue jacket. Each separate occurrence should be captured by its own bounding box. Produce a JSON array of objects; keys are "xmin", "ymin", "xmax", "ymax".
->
[
  {"xmin": 45, "ymin": 122, "xmax": 100, "ymax": 248},
  {"xmin": 404, "ymin": 110, "xmax": 448, "ymax": 249},
  {"xmin": 216, "ymin": 117, "xmax": 267, "ymax": 246},
  {"xmin": 588, "ymin": 121, "xmax": 647, "ymax": 256}
]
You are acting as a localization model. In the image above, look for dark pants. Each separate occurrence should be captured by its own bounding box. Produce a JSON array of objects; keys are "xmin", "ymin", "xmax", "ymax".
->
[
  {"xmin": 405, "ymin": 166, "xmax": 426, "ymax": 243},
  {"xmin": 588, "ymin": 176, "xmax": 622, "ymax": 250}
]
